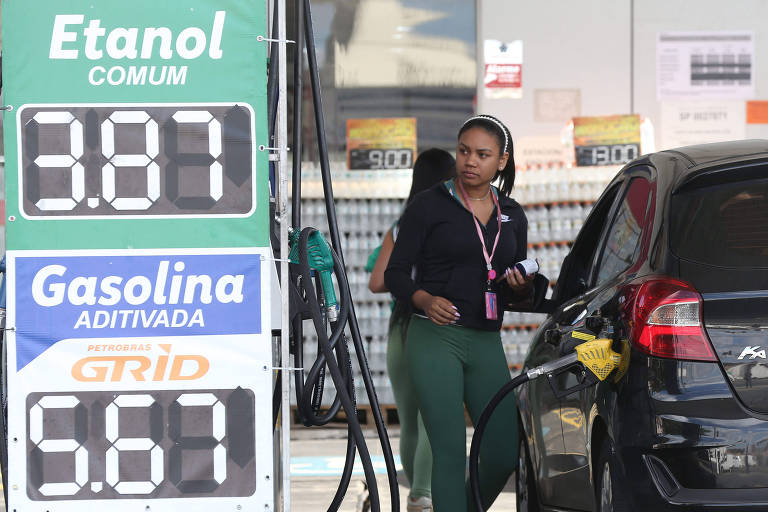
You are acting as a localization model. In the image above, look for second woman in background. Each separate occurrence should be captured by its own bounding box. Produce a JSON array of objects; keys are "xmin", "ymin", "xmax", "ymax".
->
[{"xmin": 368, "ymin": 148, "xmax": 456, "ymax": 512}]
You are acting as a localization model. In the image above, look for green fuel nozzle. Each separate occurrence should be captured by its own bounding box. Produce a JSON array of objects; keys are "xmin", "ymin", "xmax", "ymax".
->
[{"xmin": 289, "ymin": 228, "xmax": 339, "ymax": 321}]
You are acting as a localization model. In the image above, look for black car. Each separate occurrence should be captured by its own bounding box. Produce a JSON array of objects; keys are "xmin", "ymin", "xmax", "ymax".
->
[{"xmin": 515, "ymin": 140, "xmax": 768, "ymax": 512}]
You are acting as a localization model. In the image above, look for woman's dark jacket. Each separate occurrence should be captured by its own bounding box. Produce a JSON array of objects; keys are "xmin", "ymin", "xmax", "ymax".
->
[{"xmin": 384, "ymin": 181, "xmax": 528, "ymax": 331}]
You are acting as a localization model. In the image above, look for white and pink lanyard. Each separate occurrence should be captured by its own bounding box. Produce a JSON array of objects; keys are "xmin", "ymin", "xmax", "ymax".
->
[
  {"xmin": 456, "ymin": 180, "xmax": 502, "ymax": 282},
  {"xmin": 457, "ymin": 180, "xmax": 502, "ymax": 320}
]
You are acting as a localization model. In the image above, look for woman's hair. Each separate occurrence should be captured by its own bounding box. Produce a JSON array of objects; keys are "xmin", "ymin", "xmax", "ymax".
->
[
  {"xmin": 392, "ymin": 148, "xmax": 456, "ymax": 333},
  {"xmin": 458, "ymin": 114, "xmax": 516, "ymax": 197},
  {"xmin": 406, "ymin": 148, "xmax": 456, "ymax": 205}
]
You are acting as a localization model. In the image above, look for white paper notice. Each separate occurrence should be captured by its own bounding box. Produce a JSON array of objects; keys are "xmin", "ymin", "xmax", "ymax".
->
[
  {"xmin": 514, "ymin": 136, "xmax": 571, "ymax": 168},
  {"xmin": 657, "ymin": 31, "xmax": 754, "ymax": 101},
  {"xmin": 534, "ymin": 89, "xmax": 581, "ymax": 123},
  {"xmin": 484, "ymin": 39, "xmax": 523, "ymax": 99},
  {"xmin": 660, "ymin": 101, "xmax": 746, "ymax": 150}
]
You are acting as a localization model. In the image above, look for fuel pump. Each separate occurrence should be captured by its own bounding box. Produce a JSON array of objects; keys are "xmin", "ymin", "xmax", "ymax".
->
[{"xmin": 267, "ymin": 0, "xmax": 400, "ymax": 510}]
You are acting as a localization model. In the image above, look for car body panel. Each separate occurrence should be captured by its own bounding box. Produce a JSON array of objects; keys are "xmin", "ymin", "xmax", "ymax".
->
[{"xmin": 518, "ymin": 318, "xmax": 567, "ymax": 506}]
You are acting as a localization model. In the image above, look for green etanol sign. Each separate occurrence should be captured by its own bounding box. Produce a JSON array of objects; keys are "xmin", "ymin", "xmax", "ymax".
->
[{"xmin": 2, "ymin": 0, "xmax": 269, "ymax": 249}]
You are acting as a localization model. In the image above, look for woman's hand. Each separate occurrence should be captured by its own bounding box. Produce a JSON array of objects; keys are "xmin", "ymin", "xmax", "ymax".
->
[
  {"xmin": 412, "ymin": 290, "xmax": 459, "ymax": 325},
  {"xmin": 504, "ymin": 266, "xmax": 534, "ymax": 295}
]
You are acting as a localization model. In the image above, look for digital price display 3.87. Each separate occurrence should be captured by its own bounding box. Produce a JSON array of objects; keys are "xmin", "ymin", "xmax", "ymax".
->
[{"xmin": 18, "ymin": 103, "xmax": 254, "ymax": 218}]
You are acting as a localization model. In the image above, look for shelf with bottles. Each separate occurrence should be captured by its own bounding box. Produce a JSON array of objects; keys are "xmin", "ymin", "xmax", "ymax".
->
[
  {"xmin": 526, "ymin": 244, "xmax": 569, "ymax": 283},
  {"xmin": 290, "ymin": 198, "xmax": 403, "ymax": 234},
  {"xmin": 528, "ymin": 240, "xmax": 571, "ymax": 249},
  {"xmin": 501, "ymin": 325, "xmax": 541, "ymax": 367},
  {"xmin": 512, "ymin": 163, "xmax": 618, "ymax": 204},
  {"xmin": 291, "ymin": 161, "xmax": 620, "ymax": 202},
  {"xmin": 522, "ymin": 200, "xmax": 594, "ymax": 208},
  {"xmin": 503, "ymin": 309, "xmax": 547, "ymax": 327},
  {"xmin": 502, "ymin": 323, "xmax": 541, "ymax": 330},
  {"xmin": 290, "ymin": 165, "xmax": 413, "ymax": 199},
  {"xmin": 500, "ymin": 305, "xmax": 547, "ymax": 368},
  {"xmin": 292, "ymin": 168, "xmax": 608, "ymax": 252},
  {"xmin": 524, "ymin": 201, "xmax": 593, "ymax": 245},
  {"xmin": 295, "ymin": 201, "xmax": 588, "ymax": 270}
]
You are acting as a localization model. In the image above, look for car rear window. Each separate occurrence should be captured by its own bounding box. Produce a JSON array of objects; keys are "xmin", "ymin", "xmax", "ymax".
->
[{"xmin": 671, "ymin": 178, "xmax": 768, "ymax": 268}]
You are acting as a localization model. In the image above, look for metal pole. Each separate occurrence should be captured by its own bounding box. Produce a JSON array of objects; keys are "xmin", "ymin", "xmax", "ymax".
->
[
  {"xmin": 292, "ymin": 0, "xmax": 304, "ymax": 228},
  {"xmin": 277, "ymin": 0, "xmax": 292, "ymax": 509},
  {"xmin": 630, "ymin": 0, "xmax": 635, "ymax": 114}
]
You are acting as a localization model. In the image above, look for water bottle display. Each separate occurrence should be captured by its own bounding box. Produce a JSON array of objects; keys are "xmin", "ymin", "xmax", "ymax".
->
[{"xmin": 290, "ymin": 162, "xmax": 614, "ymax": 405}]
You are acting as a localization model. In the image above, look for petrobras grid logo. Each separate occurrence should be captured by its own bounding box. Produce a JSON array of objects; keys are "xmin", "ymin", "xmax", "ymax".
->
[
  {"xmin": 13, "ymin": 251, "xmax": 262, "ymax": 370},
  {"xmin": 72, "ymin": 342, "xmax": 210, "ymax": 383}
]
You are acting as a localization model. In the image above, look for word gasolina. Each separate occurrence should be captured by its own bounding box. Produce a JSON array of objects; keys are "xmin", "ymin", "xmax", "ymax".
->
[{"xmin": 32, "ymin": 260, "xmax": 245, "ymax": 329}]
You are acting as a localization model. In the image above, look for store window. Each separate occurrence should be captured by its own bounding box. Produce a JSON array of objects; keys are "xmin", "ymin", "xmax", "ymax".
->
[{"xmin": 289, "ymin": 0, "xmax": 477, "ymax": 165}]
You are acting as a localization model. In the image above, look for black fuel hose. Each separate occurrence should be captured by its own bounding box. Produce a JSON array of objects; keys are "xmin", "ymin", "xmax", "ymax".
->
[
  {"xmin": 292, "ymin": 227, "xmax": 381, "ymax": 512},
  {"xmin": 293, "ymin": 229, "xmax": 350, "ymax": 426},
  {"xmin": 265, "ymin": 0, "xmax": 401, "ymax": 508},
  {"xmin": 291, "ymin": 0, "xmax": 304, "ymax": 216},
  {"xmin": 468, "ymin": 373, "xmax": 530, "ymax": 512},
  {"xmin": 300, "ymin": 0, "xmax": 401, "ymax": 510}
]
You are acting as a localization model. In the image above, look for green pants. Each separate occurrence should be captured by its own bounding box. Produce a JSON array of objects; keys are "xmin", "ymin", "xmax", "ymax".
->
[
  {"xmin": 406, "ymin": 315, "xmax": 518, "ymax": 512},
  {"xmin": 387, "ymin": 317, "xmax": 432, "ymax": 499}
]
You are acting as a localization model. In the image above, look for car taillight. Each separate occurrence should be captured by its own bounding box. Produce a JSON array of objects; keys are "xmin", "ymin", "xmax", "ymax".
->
[{"xmin": 626, "ymin": 278, "xmax": 716, "ymax": 361}]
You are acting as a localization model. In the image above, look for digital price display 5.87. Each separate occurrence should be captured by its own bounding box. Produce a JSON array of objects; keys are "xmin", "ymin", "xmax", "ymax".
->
[
  {"xmin": 26, "ymin": 388, "xmax": 255, "ymax": 500},
  {"xmin": 18, "ymin": 104, "xmax": 254, "ymax": 218}
]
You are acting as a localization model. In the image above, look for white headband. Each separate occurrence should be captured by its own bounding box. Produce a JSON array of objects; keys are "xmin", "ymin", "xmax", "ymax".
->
[{"xmin": 463, "ymin": 115, "xmax": 509, "ymax": 155}]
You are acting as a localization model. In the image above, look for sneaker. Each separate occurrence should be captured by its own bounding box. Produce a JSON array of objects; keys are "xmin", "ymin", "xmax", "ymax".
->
[
  {"xmin": 355, "ymin": 481, "xmax": 370, "ymax": 512},
  {"xmin": 407, "ymin": 495, "xmax": 433, "ymax": 512}
]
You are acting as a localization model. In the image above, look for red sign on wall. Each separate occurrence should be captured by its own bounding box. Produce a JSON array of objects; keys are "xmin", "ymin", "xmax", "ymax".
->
[{"xmin": 484, "ymin": 63, "xmax": 522, "ymax": 89}]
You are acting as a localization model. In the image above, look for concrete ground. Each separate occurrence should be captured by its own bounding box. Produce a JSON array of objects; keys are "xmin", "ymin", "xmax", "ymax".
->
[
  {"xmin": 288, "ymin": 426, "xmax": 518, "ymax": 511},
  {"xmin": 0, "ymin": 426, "xmax": 516, "ymax": 512}
]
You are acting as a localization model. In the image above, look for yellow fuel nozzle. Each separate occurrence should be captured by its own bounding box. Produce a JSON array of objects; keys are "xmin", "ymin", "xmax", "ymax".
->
[
  {"xmin": 531, "ymin": 334, "xmax": 629, "ymax": 399},
  {"xmin": 574, "ymin": 338, "xmax": 622, "ymax": 381}
]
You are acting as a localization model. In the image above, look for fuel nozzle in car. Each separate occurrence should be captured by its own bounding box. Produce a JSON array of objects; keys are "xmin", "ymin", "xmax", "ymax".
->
[
  {"xmin": 537, "ymin": 337, "xmax": 623, "ymax": 398},
  {"xmin": 469, "ymin": 325, "xmax": 628, "ymax": 512},
  {"xmin": 546, "ymin": 315, "xmax": 631, "ymax": 394}
]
